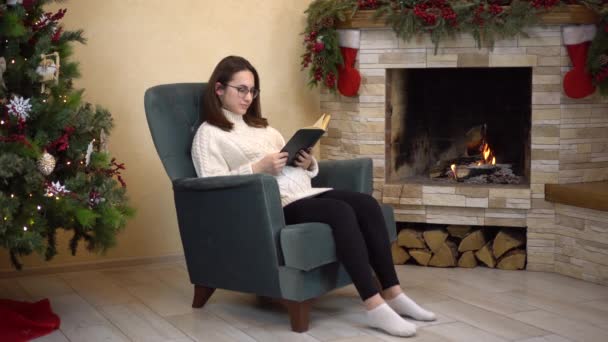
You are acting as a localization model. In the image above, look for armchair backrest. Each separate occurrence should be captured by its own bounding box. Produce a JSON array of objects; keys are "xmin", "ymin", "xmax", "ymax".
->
[{"xmin": 144, "ymin": 83, "xmax": 207, "ymax": 181}]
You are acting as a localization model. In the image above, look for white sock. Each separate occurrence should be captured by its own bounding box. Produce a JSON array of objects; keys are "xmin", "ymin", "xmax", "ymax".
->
[
  {"xmin": 387, "ymin": 293, "xmax": 436, "ymax": 321},
  {"xmin": 366, "ymin": 303, "xmax": 416, "ymax": 337}
]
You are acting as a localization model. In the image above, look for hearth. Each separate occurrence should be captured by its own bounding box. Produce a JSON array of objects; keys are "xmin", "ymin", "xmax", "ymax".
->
[{"xmin": 386, "ymin": 67, "xmax": 532, "ymax": 185}]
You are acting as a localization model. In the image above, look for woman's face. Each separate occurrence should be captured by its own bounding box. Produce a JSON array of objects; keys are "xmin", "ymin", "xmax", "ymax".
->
[{"xmin": 216, "ymin": 70, "xmax": 255, "ymax": 115}]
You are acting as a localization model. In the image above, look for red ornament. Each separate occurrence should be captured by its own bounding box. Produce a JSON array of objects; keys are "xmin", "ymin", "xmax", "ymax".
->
[
  {"xmin": 47, "ymin": 126, "xmax": 75, "ymax": 152},
  {"xmin": 413, "ymin": 0, "xmax": 457, "ymax": 27},
  {"xmin": 313, "ymin": 41, "xmax": 325, "ymax": 53}
]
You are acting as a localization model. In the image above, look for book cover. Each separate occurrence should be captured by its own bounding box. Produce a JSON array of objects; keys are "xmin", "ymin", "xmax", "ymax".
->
[{"xmin": 281, "ymin": 113, "xmax": 331, "ymax": 166}]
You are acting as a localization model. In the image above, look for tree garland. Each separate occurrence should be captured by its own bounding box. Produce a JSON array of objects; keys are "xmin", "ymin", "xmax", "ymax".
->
[{"xmin": 302, "ymin": 0, "xmax": 608, "ymax": 94}]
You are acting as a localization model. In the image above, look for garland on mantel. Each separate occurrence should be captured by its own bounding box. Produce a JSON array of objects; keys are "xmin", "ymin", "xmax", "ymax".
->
[{"xmin": 302, "ymin": 0, "xmax": 608, "ymax": 94}]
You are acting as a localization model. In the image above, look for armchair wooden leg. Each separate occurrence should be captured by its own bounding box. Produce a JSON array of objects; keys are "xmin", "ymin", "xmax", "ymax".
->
[
  {"xmin": 192, "ymin": 285, "xmax": 215, "ymax": 308},
  {"xmin": 284, "ymin": 299, "xmax": 314, "ymax": 333}
]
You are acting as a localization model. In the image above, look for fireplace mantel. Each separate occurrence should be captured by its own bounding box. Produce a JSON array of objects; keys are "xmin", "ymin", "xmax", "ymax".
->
[{"xmin": 336, "ymin": 5, "xmax": 599, "ymax": 29}]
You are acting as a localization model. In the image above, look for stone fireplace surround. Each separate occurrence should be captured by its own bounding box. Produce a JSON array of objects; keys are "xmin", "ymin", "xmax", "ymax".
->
[{"xmin": 318, "ymin": 26, "xmax": 608, "ymax": 285}]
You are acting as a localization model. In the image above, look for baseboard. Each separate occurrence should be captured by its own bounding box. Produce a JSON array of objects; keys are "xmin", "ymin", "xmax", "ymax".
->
[{"xmin": 0, "ymin": 254, "xmax": 185, "ymax": 278}]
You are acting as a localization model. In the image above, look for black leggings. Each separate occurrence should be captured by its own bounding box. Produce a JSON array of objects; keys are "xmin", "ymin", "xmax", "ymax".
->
[{"xmin": 283, "ymin": 190, "xmax": 399, "ymax": 301}]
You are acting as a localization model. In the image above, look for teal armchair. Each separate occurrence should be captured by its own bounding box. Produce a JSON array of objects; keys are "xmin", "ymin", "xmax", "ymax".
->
[{"xmin": 144, "ymin": 83, "xmax": 397, "ymax": 332}]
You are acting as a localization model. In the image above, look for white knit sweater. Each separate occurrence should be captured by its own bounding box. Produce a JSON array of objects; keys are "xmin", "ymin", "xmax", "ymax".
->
[{"xmin": 191, "ymin": 109, "xmax": 332, "ymax": 206}]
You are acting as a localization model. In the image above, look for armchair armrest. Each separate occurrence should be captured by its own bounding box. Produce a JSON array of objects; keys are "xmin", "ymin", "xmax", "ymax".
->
[
  {"xmin": 312, "ymin": 158, "xmax": 373, "ymax": 194},
  {"xmin": 172, "ymin": 174, "xmax": 286, "ymax": 297}
]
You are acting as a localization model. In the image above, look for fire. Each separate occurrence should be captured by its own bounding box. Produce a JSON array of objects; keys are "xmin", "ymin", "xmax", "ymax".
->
[
  {"xmin": 480, "ymin": 143, "xmax": 496, "ymax": 165},
  {"xmin": 450, "ymin": 164, "xmax": 457, "ymax": 180}
]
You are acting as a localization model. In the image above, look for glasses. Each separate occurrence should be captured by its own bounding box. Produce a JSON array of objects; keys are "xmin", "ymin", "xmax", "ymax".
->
[{"xmin": 225, "ymin": 84, "xmax": 259, "ymax": 99}]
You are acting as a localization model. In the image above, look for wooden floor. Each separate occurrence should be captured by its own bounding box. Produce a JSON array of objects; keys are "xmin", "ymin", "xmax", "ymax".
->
[{"xmin": 1, "ymin": 262, "xmax": 607, "ymax": 342}]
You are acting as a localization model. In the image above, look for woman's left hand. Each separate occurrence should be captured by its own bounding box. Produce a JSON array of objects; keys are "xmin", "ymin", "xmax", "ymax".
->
[{"xmin": 294, "ymin": 148, "xmax": 313, "ymax": 170}]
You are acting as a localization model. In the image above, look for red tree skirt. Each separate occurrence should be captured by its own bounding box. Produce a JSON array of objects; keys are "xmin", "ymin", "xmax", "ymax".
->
[{"xmin": 0, "ymin": 299, "xmax": 61, "ymax": 342}]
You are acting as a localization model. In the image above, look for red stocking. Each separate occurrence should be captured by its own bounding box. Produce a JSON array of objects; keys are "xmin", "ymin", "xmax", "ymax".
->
[
  {"xmin": 337, "ymin": 29, "xmax": 361, "ymax": 97},
  {"xmin": 338, "ymin": 47, "xmax": 361, "ymax": 97},
  {"xmin": 563, "ymin": 24, "xmax": 597, "ymax": 99}
]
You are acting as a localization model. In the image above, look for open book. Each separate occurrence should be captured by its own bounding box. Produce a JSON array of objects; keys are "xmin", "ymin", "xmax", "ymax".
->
[{"xmin": 281, "ymin": 113, "xmax": 331, "ymax": 166}]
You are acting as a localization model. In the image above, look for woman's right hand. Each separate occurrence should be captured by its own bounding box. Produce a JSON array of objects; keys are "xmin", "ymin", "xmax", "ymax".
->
[{"xmin": 252, "ymin": 152, "xmax": 289, "ymax": 175}]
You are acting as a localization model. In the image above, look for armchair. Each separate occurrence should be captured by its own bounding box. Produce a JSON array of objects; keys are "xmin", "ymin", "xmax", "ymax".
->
[{"xmin": 144, "ymin": 83, "xmax": 397, "ymax": 332}]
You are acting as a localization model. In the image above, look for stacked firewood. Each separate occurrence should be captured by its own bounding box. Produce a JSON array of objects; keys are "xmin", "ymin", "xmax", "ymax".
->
[{"xmin": 391, "ymin": 225, "xmax": 526, "ymax": 270}]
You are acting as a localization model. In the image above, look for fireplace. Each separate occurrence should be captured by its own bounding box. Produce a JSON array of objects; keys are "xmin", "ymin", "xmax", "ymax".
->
[
  {"xmin": 386, "ymin": 67, "xmax": 532, "ymax": 185},
  {"xmin": 318, "ymin": 26, "xmax": 608, "ymax": 284}
]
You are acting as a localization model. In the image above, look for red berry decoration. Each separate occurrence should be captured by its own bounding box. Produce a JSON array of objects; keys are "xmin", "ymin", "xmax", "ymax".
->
[
  {"xmin": 313, "ymin": 41, "xmax": 325, "ymax": 53},
  {"xmin": 325, "ymin": 72, "xmax": 336, "ymax": 88}
]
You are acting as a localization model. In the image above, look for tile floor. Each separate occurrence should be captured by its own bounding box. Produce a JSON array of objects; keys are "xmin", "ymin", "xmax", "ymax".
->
[{"xmin": 1, "ymin": 262, "xmax": 607, "ymax": 341}]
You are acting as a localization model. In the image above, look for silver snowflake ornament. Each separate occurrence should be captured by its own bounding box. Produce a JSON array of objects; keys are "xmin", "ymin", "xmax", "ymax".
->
[
  {"xmin": 45, "ymin": 181, "xmax": 70, "ymax": 197},
  {"xmin": 7, "ymin": 96, "xmax": 32, "ymax": 121}
]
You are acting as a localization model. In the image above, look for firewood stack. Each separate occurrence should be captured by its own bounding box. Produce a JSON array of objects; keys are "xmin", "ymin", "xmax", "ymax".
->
[{"xmin": 391, "ymin": 225, "xmax": 526, "ymax": 270}]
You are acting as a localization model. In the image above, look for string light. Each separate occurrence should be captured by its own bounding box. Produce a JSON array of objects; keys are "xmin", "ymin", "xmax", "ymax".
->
[
  {"xmin": 55, "ymin": 196, "xmax": 59, "ymax": 200},
  {"xmin": 0, "ymin": 120, "xmax": 4, "ymax": 125},
  {"xmin": 3, "ymin": 217, "xmax": 7, "ymax": 221},
  {"xmin": 10, "ymin": 59, "xmax": 15, "ymax": 64},
  {"xmin": 10, "ymin": 194, "xmax": 14, "ymax": 198},
  {"xmin": 37, "ymin": 205, "xmax": 42, "ymax": 211},
  {"xmin": 66, "ymin": 161, "xmax": 71, "ymax": 165},
  {"xmin": 23, "ymin": 226, "xmax": 28, "ymax": 231}
]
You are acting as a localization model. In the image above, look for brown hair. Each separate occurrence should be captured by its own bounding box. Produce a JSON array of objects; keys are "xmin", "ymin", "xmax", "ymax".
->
[{"xmin": 201, "ymin": 56, "xmax": 268, "ymax": 131}]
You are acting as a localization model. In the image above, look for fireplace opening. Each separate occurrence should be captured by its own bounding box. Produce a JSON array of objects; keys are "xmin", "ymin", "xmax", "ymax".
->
[{"xmin": 387, "ymin": 67, "xmax": 532, "ymax": 185}]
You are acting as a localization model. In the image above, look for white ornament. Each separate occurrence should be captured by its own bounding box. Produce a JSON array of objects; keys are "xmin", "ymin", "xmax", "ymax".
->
[
  {"xmin": 37, "ymin": 52, "xmax": 60, "ymax": 93},
  {"xmin": 45, "ymin": 181, "xmax": 70, "ymax": 197},
  {"xmin": 6, "ymin": 0, "xmax": 23, "ymax": 6},
  {"xmin": 7, "ymin": 96, "xmax": 32, "ymax": 120},
  {"xmin": 85, "ymin": 140, "xmax": 94, "ymax": 166},
  {"xmin": 37, "ymin": 151, "xmax": 56, "ymax": 176},
  {"xmin": 36, "ymin": 61, "xmax": 57, "ymax": 81}
]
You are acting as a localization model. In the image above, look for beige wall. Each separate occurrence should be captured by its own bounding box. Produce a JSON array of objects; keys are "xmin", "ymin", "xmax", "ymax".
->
[{"xmin": 0, "ymin": 0, "xmax": 319, "ymax": 271}]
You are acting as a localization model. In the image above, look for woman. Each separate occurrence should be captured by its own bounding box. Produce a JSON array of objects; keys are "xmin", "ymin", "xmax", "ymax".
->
[{"xmin": 191, "ymin": 56, "xmax": 436, "ymax": 337}]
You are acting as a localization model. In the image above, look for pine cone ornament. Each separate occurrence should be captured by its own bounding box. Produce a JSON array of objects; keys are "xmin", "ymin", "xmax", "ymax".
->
[{"xmin": 37, "ymin": 151, "xmax": 56, "ymax": 176}]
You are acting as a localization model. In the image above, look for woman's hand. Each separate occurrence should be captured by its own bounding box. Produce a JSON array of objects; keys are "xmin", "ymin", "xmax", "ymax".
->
[
  {"xmin": 294, "ymin": 148, "xmax": 313, "ymax": 170},
  {"xmin": 252, "ymin": 152, "xmax": 288, "ymax": 175}
]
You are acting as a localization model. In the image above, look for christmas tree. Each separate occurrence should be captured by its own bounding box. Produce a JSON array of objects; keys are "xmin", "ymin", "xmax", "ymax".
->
[{"xmin": 0, "ymin": 0, "xmax": 134, "ymax": 269}]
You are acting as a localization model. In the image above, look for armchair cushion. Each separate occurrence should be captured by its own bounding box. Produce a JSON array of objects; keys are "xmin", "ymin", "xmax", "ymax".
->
[{"xmin": 280, "ymin": 203, "xmax": 397, "ymax": 271}]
